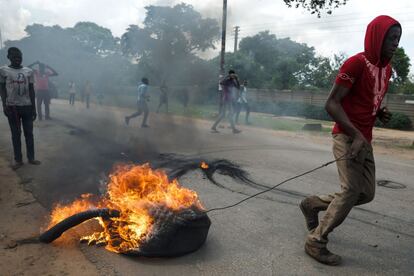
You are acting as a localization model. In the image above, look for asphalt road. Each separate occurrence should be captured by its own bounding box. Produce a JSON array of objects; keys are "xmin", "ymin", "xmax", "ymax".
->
[{"xmin": 0, "ymin": 100, "xmax": 413, "ymax": 275}]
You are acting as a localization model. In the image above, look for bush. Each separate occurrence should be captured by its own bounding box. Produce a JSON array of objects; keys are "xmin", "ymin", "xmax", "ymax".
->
[
  {"xmin": 250, "ymin": 101, "xmax": 331, "ymax": 121},
  {"xmin": 379, "ymin": 112, "xmax": 413, "ymax": 130}
]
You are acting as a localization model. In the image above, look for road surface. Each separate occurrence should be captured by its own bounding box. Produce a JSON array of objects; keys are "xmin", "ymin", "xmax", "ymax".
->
[{"xmin": 0, "ymin": 100, "xmax": 413, "ymax": 275}]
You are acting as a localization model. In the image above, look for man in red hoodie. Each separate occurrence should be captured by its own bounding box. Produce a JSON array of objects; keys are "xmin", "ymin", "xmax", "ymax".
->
[{"xmin": 300, "ymin": 16, "xmax": 401, "ymax": 265}]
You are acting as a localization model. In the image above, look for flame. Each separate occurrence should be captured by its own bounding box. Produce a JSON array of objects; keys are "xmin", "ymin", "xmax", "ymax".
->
[
  {"xmin": 47, "ymin": 194, "xmax": 99, "ymax": 228},
  {"xmin": 47, "ymin": 164, "xmax": 204, "ymax": 253},
  {"xmin": 200, "ymin": 161, "xmax": 209, "ymax": 169}
]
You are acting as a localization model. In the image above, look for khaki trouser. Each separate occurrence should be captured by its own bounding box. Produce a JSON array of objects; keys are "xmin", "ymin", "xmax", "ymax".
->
[{"xmin": 307, "ymin": 133, "xmax": 376, "ymax": 247}]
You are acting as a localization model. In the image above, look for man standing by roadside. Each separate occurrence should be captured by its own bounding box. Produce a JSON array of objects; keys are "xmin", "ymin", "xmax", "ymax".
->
[
  {"xmin": 156, "ymin": 80, "xmax": 169, "ymax": 113},
  {"xmin": 211, "ymin": 70, "xmax": 241, "ymax": 134},
  {"xmin": 83, "ymin": 80, "xmax": 92, "ymax": 109},
  {"xmin": 0, "ymin": 47, "xmax": 41, "ymax": 169},
  {"xmin": 300, "ymin": 16, "xmax": 401, "ymax": 266},
  {"xmin": 125, "ymin": 77, "xmax": 150, "ymax": 128},
  {"xmin": 28, "ymin": 61, "xmax": 58, "ymax": 120},
  {"xmin": 68, "ymin": 81, "xmax": 76, "ymax": 105}
]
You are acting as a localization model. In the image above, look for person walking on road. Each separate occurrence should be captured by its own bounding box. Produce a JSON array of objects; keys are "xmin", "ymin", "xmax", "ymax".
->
[
  {"xmin": 0, "ymin": 47, "xmax": 41, "ymax": 170},
  {"xmin": 125, "ymin": 77, "xmax": 150, "ymax": 128},
  {"xmin": 211, "ymin": 70, "xmax": 241, "ymax": 134},
  {"xmin": 300, "ymin": 15, "xmax": 401, "ymax": 266}
]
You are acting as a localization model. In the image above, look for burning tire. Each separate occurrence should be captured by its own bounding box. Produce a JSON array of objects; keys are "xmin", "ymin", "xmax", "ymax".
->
[
  {"xmin": 127, "ymin": 208, "xmax": 211, "ymax": 257},
  {"xmin": 41, "ymin": 164, "xmax": 210, "ymax": 257}
]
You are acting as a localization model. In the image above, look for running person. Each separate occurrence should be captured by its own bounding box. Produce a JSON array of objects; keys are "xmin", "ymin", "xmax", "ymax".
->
[
  {"xmin": 125, "ymin": 77, "xmax": 150, "ymax": 128},
  {"xmin": 300, "ymin": 16, "xmax": 401, "ymax": 266},
  {"xmin": 211, "ymin": 70, "xmax": 241, "ymax": 134}
]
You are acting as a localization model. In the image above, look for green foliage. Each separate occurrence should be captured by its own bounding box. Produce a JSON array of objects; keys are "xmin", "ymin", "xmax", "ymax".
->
[
  {"xmin": 283, "ymin": 0, "xmax": 348, "ymax": 16},
  {"xmin": 300, "ymin": 53, "xmax": 346, "ymax": 89},
  {"xmin": 236, "ymin": 31, "xmax": 316, "ymax": 89},
  {"xmin": 1, "ymin": 23, "xmax": 133, "ymax": 96},
  {"xmin": 0, "ymin": 4, "xmax": 220, "ymax": 95},
  {"xmin": 376, "ymin": 112, "xmax": 413, "ymax": 130},
  {"xmin": 391, "ymin": 47, "xmax": 411, "ymax": 84},
  {"xmin": 219, "ymin": 52, "xmax": 266, "ymax": 88},
  {"xmin": 250, "ymin": 101, "xmax": 331, "ymax": 121},
  {"xmin": 71, "ymin": 22, "xmax": 118, "ymax": 54},
  {"xmin": 121, "ymin": 3, "xmax": 219, "ymax": 80},
  {"xmin": 393, "ymin": 80, "xmax": 414, "ymax": 95}
]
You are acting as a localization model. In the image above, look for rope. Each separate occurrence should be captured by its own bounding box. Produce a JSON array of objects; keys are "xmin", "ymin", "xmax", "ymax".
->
[{"xmin": 205, "ymin": 154, "xmax": 351, "ymax": 213}]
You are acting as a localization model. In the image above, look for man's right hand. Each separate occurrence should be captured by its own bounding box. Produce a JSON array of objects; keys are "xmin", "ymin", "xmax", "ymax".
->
[
  {"xmin": 349, "ymin": 132, "xmax": 367, "ymax": 159},
  {"xmin": 3, "ymin": 105, "xmax": 10, "ymax": 117}
]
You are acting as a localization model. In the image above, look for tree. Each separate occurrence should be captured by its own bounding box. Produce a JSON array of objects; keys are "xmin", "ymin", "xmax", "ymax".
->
[
  {"xmin": 71, "ymin": 22, "xmax": 118, "ymax": 54},
  {"xmin": 396, "ymin": 79, "xmax": 414, "ymax": 95},
  {"xmin": 283, "ymin": 0, "xmax": 348, "ymax": 16},
  {"xmin": 1, "ymin": 23, "xmax": 133, "ymax": 95},
  {"xmin": 300, "ymin": 53, "xmax": 346, "ymax": 89},
  {"xmin": 238, "ymin": 31, "xmax": 316, "ymax": 89},
  {"xmin": 211, "ymin": 52, "xmax": 266, "ymax": 88},
  {"xmin": 121, "ymin": 3, "xmax": 220, "ymax": 80},
  {"xmin": 391, "ymin": 47, "xmax": 410, "ymax": 84}
]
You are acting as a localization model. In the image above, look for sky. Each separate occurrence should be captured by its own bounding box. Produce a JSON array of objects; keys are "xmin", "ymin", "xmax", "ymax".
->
[{"xmin": 1, "ymin": 0, "xmax": 414, "ymax": 64}]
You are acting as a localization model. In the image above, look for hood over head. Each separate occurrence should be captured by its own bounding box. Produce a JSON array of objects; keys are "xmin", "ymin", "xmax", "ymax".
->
[{"xmin": 364, "ymin": 15, "xmax": 401, "ymax": 67}]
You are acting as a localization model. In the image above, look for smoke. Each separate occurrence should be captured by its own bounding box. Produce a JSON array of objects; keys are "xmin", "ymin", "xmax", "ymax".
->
[{"xmin": 0, "ymin": 1, "xmax": 32, "ymax": 41}]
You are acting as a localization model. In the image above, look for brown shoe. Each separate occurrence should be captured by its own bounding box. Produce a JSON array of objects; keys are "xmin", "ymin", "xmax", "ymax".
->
[
  {"xmin": 305, "ymin": 242, "xmax": 342, "ymax": 266},
  {"xmin": 300, "ymin": 196, "xmax": 329, "ymax": 231}
]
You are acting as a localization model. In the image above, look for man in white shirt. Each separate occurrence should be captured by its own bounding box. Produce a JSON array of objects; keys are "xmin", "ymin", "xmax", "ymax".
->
[
  {"xmin": 0, "ymin": 47, "xmax": 41, "ymax": 169},
  {"xmin": 125, "ymin": 77, "xmax": 150, "ymax": 128},
  {"xmin": 235, "ymin": 80, "xmax": 250, "ymax": 125}
]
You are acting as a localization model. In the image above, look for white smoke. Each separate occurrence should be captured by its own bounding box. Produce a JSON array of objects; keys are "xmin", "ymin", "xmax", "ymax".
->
[{"xmin": 0, "ymin": 1, "xmax": 32, "ymax": 42}]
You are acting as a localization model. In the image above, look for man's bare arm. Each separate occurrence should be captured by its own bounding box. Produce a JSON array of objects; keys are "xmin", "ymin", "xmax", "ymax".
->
[
  {"xmin": 46, "ymin": 65, "xmax": 58, "ymax": 76},
  {"xmin": 325, "ymin": 83, "xmax": 367, "ymax": 157},
  {"xmin": 0, "ymin": 83, "xmax": 10, "ymax": 117},
  {"xmin": 0, "ymin": 83, "xmax": 6, "ymax": 106},
  {"xmin": 29, "ymin": 83, "xmax": 37, "ymax": 120},
  {"xmin": 27, "ymin": 61, "xmax": 40, "ymax": 68}
]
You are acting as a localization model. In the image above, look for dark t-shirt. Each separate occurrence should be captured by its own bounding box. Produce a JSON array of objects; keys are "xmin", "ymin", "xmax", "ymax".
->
[{"xmin": 220, "ymin": 76, "xmax": 240, "ymax": 102}]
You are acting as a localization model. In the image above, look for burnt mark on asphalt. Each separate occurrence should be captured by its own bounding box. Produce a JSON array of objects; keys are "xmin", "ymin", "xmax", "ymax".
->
[{"xmin": 377, "ymin": 180, "xmax": 407, "ymax": 189}]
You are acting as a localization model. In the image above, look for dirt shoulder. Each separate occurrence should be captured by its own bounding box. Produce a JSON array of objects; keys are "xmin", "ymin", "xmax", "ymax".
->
[
  {"xmin": 157, "ymin": 108, "xmax": 414, "ymax": 160},
  {"xmin": 0, "ymin": 156, "xmax": 99, "ymax": 276},
  {"xmin": 247, "ymin": 114, "xmax": 414, "ymax": 160}
]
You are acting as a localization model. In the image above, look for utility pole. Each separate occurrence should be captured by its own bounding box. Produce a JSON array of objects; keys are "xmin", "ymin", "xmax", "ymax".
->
[
  {"xmin": 220, "ymin": 0, "xmax": 227, "ymax": 77},
  {"xmin": 233, "ymin": 26, "xmax": 240, "ymax": 52},
  {"xmin": 0, "ymin": 28, "xmax": 3, "ymax": 50}
]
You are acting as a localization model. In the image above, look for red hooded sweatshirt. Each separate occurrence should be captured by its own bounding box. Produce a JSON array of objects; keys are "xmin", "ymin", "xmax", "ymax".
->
[{"xmin": 332, "ymin": 15, "xmax": 401, "ymax": 142}]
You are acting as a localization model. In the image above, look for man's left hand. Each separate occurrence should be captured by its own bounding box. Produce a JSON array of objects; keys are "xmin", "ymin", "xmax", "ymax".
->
[
  {"xmin": 377, "ymin": 106, "xmax": 392, "ymax": 124},
  {"xmin": 32, "ymin": 109, "xmax": 37, "ymax": 121}
]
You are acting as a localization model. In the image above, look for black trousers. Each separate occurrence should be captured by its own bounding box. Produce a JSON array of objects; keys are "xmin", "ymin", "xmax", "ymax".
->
[
  {"xmin": 36, "ymin": 89, "xmax": 51, "ymax": 119},
  {"xmin": 6, "ymin": 105, "xmax": 35, "ymax": 162},
  {"xmin": 69, "ymin": 94, "xmax": 75, "ymax": 105},
  {"xmin": 85, "ymin": 94, "xmax": 90, "ymax": 108}
]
